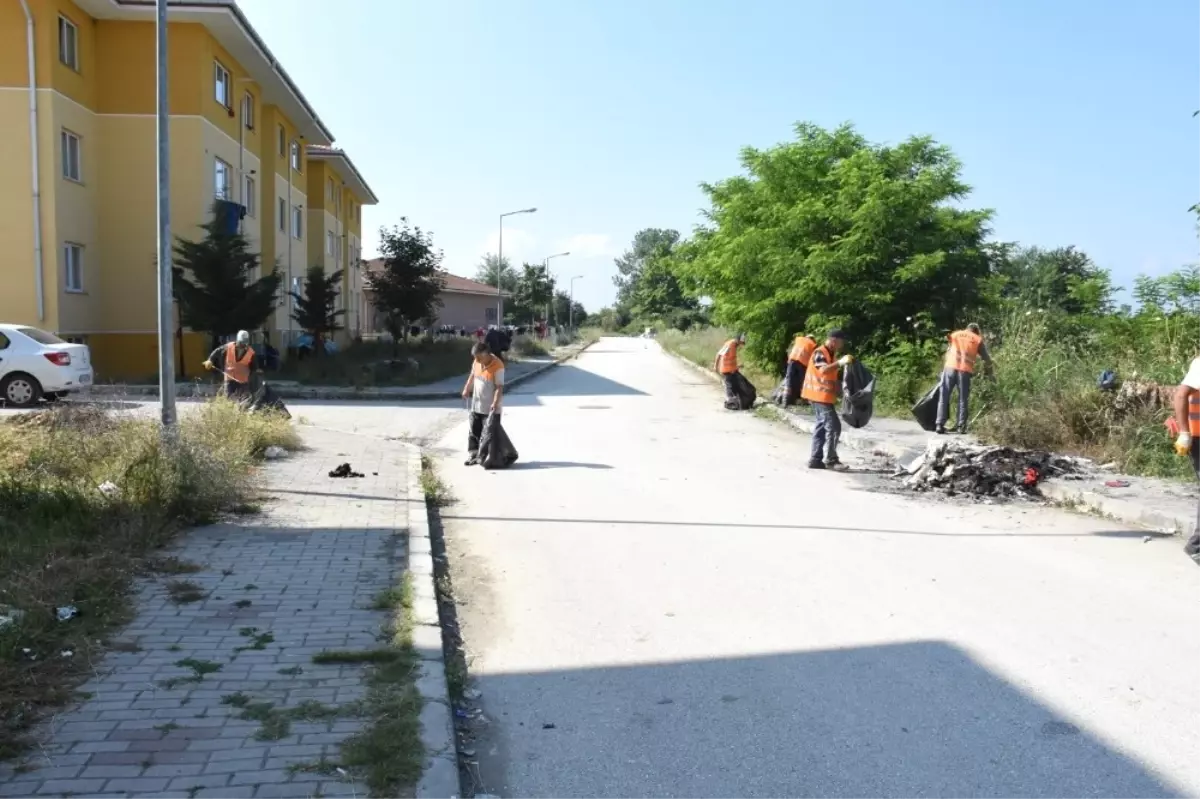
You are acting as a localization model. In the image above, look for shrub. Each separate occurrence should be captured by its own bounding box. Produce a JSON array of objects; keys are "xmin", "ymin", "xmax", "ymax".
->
[{"xmin": 511, "ymin": 335, "xmax": 550, "ymax": 358}]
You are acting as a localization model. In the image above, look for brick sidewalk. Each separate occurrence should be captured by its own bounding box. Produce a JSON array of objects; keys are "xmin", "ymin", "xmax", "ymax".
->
[{"xmin": 0, "ymin": 428, "xmax": 412, "ymax": 799}]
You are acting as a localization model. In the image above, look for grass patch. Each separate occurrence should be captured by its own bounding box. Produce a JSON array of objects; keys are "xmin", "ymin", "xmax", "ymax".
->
[
  {"xmin": 277, "ymin": 665, "xmax": 303, "ymax": 676},
  {"xmin": 0, "ymin": 400, "xmax": 297, "ymax": 759},
  {"xmin": 335, "ymin": 571, "xmax": 423, "ymax": 797},
  {"xmin": 311, "ymin": 648, "xmax": 400, "ymax": 665},
  {"xmin": 419, "ymin": 455, "xmax": 452, "ymax": 508},
  {"xmin": 657, "ymin": 327, "xmax": 777, "ymax": 395},
  {"xmin": 232, "ymin": 627, "xmax": 273, "ymax": 653},
  {"xmin": 144, "ymin": 556, "xmax": 203, "ymax": 575},
  {"xmin": 277, "ymin": 338, "xmax": 474, "ymax": 388},
  {"xmin": 165, "ymin": 579, "xmax": 207, "ymax": 605},
  {"xmin": 511, "ymin": 335, "xmax": 551, "ymax": 358}
]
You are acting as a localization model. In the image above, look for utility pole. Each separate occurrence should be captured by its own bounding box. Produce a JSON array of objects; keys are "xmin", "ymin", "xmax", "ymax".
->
[
  {"xmin": 155, "ymin": 0, "xmax": 176, "ymax": 428},
  {"xmin": 497, "ymin": 207, "xmax": 536, "ymax": 325}
]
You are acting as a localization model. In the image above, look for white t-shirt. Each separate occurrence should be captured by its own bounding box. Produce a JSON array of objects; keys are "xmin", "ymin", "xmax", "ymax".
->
[{"xmin": 1182, "ymin": 358, "xmax": 1200, "ymax": 390}]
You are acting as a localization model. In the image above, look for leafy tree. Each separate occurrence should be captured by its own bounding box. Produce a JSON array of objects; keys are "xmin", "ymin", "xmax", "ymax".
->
[
  {"xmin": 551, "ymin": 290, "xmax": 587, "ymax": 328},
  {"xmin": 628, "ymin": 246, "xmax": 696, "ymax": 320},
  {"xmin": 290, "ymin": 265, "xmax": 344, "ymax": 356},
  {"xmin": 993, "ymin": 245, "xmax": 1113, "ymax": 316},
  {"xmin": 474, "ymin": 254, "xmax": 518, "ymax": 294},
  {"xmin": 677, "ymin": 122, "xmax": 993, "ymax": 366},
  {"xmin": 367, "ymin": 219, "xmax": 445, "ymax": 347},
  {"xmin": 513, "ymin": 262, "xmax": 555, "ymax": 324},
  {"xmin": 173, "ymin": 202, "xmax": 281, "ymax": 351},
  {"xmin": 613, "ymin": 228, "xmax": 681, "ymax": 306}
]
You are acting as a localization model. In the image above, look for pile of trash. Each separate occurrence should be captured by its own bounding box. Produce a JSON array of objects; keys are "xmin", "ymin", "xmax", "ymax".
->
[{"xmin": 896, "ymin": 439, "xmax": 1089, "ymax": 498}]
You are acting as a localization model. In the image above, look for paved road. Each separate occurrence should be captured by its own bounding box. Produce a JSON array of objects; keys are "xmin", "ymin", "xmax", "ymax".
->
[{"xmin": 433, "ymin": 337, "xmax": 1200, "ymax": 798}]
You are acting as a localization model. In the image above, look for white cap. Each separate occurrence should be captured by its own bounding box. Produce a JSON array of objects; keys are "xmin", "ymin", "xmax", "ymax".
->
[{"xmin": 236, "ymin": 330, "xmax": 250, "ymax": 344}]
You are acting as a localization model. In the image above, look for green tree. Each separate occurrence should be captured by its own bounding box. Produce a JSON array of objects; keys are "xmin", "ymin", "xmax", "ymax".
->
[
  {"xmin": 514, "ymin": 262, "xmax": 555, "ymax": 324},
  {"xmin": 613, "ymin": 228, "xmax": 680, "ymax": 306},
  {"xmin": 290, "ymin": 265, "xmax": 344, "ymax": 356},
  {"xmin": 551, "ymin": 290, "xmax": 587, "ymax": 328},
  {"xmin": 366, "ymin": 219, "xmax": 445, "ymax": 347},
  {"xmin": 474, "ymin": 254, "xmax": 518, "ymax": 294},
  {"xmin": 172, "ymin": 202, "xmax": 282, "ymax": 352},
  {"xmin": 993, "ymin": 245, "xmax": 1113, "ymax": 316},
  {"xmin": 628, "ymin": 246, "xmax": 697, "ymax": 321},
  {"xmin": 678, "ymin": 122, "xmax": 993, "ymax": 366}
]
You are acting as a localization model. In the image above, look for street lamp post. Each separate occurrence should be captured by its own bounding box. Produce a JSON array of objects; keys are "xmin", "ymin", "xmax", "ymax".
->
[
  {"xmin": 154, "ymin": 0, "xmax": 176, "ymax": 429},
  {"xmin": 568, "ymin": 275, "xmax": 583, "ymax": 330},
  {"xmin": 497, "ymin": 207, "xmax": 537, "ymax": 326},
  {"xmin": 543, "ymin": 251, "xmax": 569, "ymax": 326}
]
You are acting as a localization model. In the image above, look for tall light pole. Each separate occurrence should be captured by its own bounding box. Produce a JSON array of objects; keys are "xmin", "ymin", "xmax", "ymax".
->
[
  {"xmin": 497, "ymin": 207, "xmax": 536, "ymax": 326},
  {"xmin": 543, "ymin": 251, "xmax": 569, "ymax": 325},
  {"xmin": 155, "ymin": 0, "xmax": 176, "ymax": 428},
  {"xmin": 568, "ymin": 274, "xmax": 583, "ymax": 330}
]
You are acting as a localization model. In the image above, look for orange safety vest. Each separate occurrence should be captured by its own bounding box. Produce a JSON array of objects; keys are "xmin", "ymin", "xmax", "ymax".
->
[
  {"xmin": 788, "ymin": 335, "xmax": 817, "ymax": 366},
  {"xmin": 1189, "ymin": 393, "xmax": 1200, "ymax": 437},
  {"xmin": 224, "ymin": 342, "xmax": 254, "ymax": 384},
  {"xmin": 716, "ymin": 339, "xmax": 740, "ymax": 375},
  {"xmin": 801, "ymin": 345, "xmax": 838, "ymax": 405},
  {"xmin": 944, "ymin": 330, "xmax": 982, "ymax": 374}
]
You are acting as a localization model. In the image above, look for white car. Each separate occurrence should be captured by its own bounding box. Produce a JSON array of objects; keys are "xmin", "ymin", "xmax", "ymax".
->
[{"xmin": 0, "ymin": 324, "xmax": 93, "ymax": 408}]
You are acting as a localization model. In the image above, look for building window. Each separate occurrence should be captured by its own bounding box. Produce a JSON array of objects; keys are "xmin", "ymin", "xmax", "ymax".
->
[
  {"xmin": 58, "ymin": 16, "xmax": 79, "ymax": 71},
  {"xmin": 214, "ymin": 61, "xmax": 231, "ymax": 108},
  {"xmin": 61, "ymin": 130, "xmax": 82, "ymax": 181},
  {"xmin": 278, "ymin": 198, "xmax": 286, "ymax": 231},
  {"xmin": 64, "ymin": 243, "xmax": 83, "ymax": 293},
  {"xmin": 327, "ymin": 177, "xmax": 335, "ymax": 202},
  {"xmin": 243, "ymin": 175, "xmax": 256, "ymax": 216},
  {"xmin": 328, "ymin": 230, "xmax": 337, "ymax": 256},
  {"xmin": 290, "ymin": 141, "xmax": 301, "ymax": 172},
  {"xmin": 291, "ymin": 205, "xmax": 303, "ymax": 239},
  {"xmin": 214, "ymin": 157, "xmax": 231, "ymax": 199},
  {"xmin": 242, "ymin": 92, "xmax": 255, "ymax": 130},
  {"xmin": 277, "ymin": 124, "xmax": 286, "ymax": 156}
]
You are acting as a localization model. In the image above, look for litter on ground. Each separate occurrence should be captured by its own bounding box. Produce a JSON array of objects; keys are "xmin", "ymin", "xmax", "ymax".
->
[
  {"xmin": 328, "ymin": 463, "xmax": 365, "ymax": 478},
  {"xmin": 895, "ymin": 439, "xmax": 1089, "ymax": 499}
]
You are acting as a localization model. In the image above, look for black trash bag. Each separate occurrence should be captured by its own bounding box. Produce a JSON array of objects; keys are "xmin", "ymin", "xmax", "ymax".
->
[
  {"xmin": 840, "ymin": 361, "xmax": 876, "ymax": 429},
  {"xmin": 911, "ymin": 381, "xmax": 941, "ymax": 432},
  {"xmin": 723, "ymin": 372, "xmax": 757, "ymax": 410},
  {"xmin": 477, "ymin": 412, "xmax": 519, "ymax": 469},
  {"xmin": 1097, "ymin": 370, "xmax": 1119, "ymax": 391},
  {"xmin": 247, "ymin": 382, "xmax": 291, "ymax": 419}
]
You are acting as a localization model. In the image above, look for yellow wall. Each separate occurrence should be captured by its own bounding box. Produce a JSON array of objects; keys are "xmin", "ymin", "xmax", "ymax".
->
[
  {"xmin": 94, "ymin": 20, "xmax": 205, "ymax": 115},
  {"xmin": 88, "ymin": 331, "xmax": 208, "ymax": 381}
]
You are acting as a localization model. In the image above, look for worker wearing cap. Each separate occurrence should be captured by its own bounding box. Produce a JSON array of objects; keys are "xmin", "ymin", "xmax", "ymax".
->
[
  {"xmin": 801, "ymin": 329, "xmax": 853, "ymax": 470},
  {"xmin": 784, "ymin": 333, "xmax": 817, "ymax": 406},
  {"xmin": 1172, "ymin": 357, "xmax": 1200, "ymax": 566},
  {"xmin": 714, "ymin": 333, "xmax": 747, "ymax": 402},
  {"xmin": 203, "ymin": 330, "xmax": 261, "ymax": 399},
  {"xmin": 936, "ymin": 323, "xmax": 993, "ymax": 435}
]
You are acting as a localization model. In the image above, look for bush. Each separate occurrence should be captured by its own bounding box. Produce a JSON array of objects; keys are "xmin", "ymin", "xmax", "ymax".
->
[
  {"xmin": 0, "ymin": 401, "xmax": 296, "ymax": 758},
  {"xmin": 511, "ymin": 335, "xmax": 550, "ymax": 357},
  {"xmin": 277, "ymin": 338, "xmax": 473, "ymax": 387}
]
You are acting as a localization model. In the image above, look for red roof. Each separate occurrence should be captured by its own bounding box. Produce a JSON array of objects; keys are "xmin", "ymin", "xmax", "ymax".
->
[{"xmin": 362, "ymin": 259, "xmax": 508, "ymax": 296}]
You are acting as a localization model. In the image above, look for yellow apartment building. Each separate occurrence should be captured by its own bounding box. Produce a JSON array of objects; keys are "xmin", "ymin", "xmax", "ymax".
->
[
  {"xmin": 0, "ymin": 0, "xmax": 377, "ymax": 378},
  {"xmin": 304, "ymin": 145, "xmax": 377, "ymax": 343}
]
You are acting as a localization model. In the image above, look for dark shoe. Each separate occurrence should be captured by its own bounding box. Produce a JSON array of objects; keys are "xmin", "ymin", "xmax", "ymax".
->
[
  {"xmin": 826, "ymin": 460, "xmax": 849, "ymax": 472},
  {"xmin": 464, "ymin": 451, "xmax": 479, "ymax": 466},
  {"xmin": 956, "ymin": 426, "xmax": 968, "ymax": 435},
  {"xmin": 807, "ymin": 460, "xmax": 826, "ymax": 470},
  {"xmin": 935, "ymin": 426, "xmax": 947, "ymax": 435}
]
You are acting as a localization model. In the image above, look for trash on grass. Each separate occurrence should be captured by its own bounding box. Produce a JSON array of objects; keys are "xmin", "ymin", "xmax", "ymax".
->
[
  {"xmin": 97, "ymin": 481, "xmax": 119, "ymax": 498},
  {"xmin": 263, "ymin": 446, "xmax": 288, "ymax": 460},
  {"xmin": 895, "ymin": 439, "xmax": 1088, "ymax": 498},
  {"xmin": 56, "ymin": 605, "xmax": 78, "ymax": 622},
  {"xmin": 1104, "ymin": 480, "xmax": 1131, "ymax": 488}
]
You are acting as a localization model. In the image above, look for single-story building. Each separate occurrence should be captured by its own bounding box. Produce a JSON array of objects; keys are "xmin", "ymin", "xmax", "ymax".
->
[{"xmin": 361, "ymin": 260, "xmax": 509, "ymax": 332}]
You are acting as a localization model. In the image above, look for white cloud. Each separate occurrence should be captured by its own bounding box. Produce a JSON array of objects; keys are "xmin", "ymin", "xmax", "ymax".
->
[
  {"xmin": 560, "ymin": 234, "xmax": 616, "ymax": 259},
  {"xmin": 479, "ymin": 227, "xmax": 538, "ymax": 263}
]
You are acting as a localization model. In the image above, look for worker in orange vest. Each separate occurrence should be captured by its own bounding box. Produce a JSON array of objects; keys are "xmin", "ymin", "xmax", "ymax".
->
[
  {"xmin": 1172, "ymin": 356, "xmax": 1200, "ymax": 566},
  {"xmin": 936, "ymin": 323, "xmax": 993, "ymax": 435},
  {"xmin": 714, "ymin": 333, "xmax": 747, "ymax": 404},
  {"xmin": 202, "ymin": 330, "xmax": 261, "ymax": 399},
  {"xmin": 783, "ymin": 333, "xmax": 817, "ymax": 406},
  {"xmin": 801, "ymin": 329, "xmax": 853, "ymax": 470}
]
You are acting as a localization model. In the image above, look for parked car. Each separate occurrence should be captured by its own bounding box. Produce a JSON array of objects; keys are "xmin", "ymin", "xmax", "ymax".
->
[{"xmin": 0, "ymin": 324, "xmax": 93, "ymax": 408}]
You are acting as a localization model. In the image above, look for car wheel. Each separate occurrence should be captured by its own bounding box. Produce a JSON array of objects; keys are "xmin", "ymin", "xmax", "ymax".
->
[{"xmin": 1, "ymin": 373, "xmax": 43, "ymax": 408}]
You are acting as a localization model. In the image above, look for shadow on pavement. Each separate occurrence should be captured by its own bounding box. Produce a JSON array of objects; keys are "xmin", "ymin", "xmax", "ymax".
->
[
  {"xmin": 472, "ymin": 640, "xmax": 1177, "ymax": 797},
  {"xmin": 437, "ymin": 512, "xmax": 1151, "ymax": 540},
  {"xmin": 507, "ymin": 461, "xmax": 614, "ymax": 471}
]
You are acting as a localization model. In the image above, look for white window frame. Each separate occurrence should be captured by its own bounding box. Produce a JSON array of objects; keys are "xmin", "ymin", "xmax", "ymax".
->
[
  {"xmin": 327, "ymin": 177, "xmax": 335, "ymax": 202},
  {"xmin": 214, "ymin": 157, "xmax": 231, "ymax": 200},
  {"xmin": 278, "ymin": 198, "xmax": 287, "ymax": 232},
  {"xmin": 327, "ymin": 230, "xmax": 336, "ymax": 256},
  {"xmin": 64, "ymin": 243, "xmax": 84, "ymax": 293},
  {"xmin": 290, "ymin": 140, "xmax": 301, "ymax": 172},
  {"xmin": 241, "ymin": 92, "xmax": 255, "ymax": 130},
  {"xmin": 214, "ymin": 60, "xmax": 231, "ymax": 108},
  {"xmin": 61, "ymin": 129, "xmax": 82, "ymax": 182},
  {"xmin": 291, "ymin": 205, "xmax": 303, "ymax": 240},
  {"xmin": 58, "ymin": 15, "xmax": 79, "ymax": 71},
  {"xmin": 243, "ymin": 175, "xmax": 256, "ymax": 217}
]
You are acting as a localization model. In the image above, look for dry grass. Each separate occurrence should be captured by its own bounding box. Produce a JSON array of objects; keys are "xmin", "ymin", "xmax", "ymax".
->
[
  {"xmin": 511, "ymin": 335, "xmax": 551, "ymax": 358},
  {"xmin": 0, "ymin": 400, "xmax": 296, "ymax": 759},
  {"xmin": 656, "ymin": 328, "xmax": 778, "ymax": 394}
]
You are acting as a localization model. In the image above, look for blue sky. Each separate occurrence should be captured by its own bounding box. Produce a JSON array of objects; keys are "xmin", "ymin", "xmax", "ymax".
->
[{"xmin": 239, "ymin": 0, "xmax": 1199, "ymax": 314}]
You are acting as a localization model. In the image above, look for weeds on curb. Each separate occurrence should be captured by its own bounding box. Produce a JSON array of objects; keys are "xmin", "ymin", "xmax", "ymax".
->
[{"xmin": 419, "ymin": 455, "xmax": 452, "ymax": 507}]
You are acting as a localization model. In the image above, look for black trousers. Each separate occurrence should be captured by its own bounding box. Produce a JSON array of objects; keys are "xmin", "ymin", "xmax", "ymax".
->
[
  {"xmin": 224, "ymin": 380, "xmax": 251, "ymax": 399},
  {"xmin": 468, "ymin": 411, "xmax": 500, "ymax": 454},
  {"xmin": 1188, "ymin": 440, "xmax": 1200, "ymax": 560},
  {"xmin": 784, "ymin": 361, "xmax": 807, "ymax": 404}
]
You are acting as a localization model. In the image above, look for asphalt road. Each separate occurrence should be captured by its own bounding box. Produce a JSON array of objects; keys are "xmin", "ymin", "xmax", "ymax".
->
[{"xmin": 432, "ymin": 337, "xmax": 1200, "ymax": 798}]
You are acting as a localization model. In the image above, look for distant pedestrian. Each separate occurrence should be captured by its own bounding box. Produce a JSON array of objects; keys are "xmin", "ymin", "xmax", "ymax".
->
[
  {"xmin": 802, "ymin": 329, "xmax": 853, "ymax": 470},
  {"xmin": 714, "ymin": 333, "xmax": 747, "ymax": 406},
  {"xmin": 462, "ymin": 342, "xmax": 505, "ymax": 465},
  {"xmin": 936, "ymin": 323, "xmax": 993, "ymax": 435},
  {"xmin": 1172, "ymin": 357, "xmax": 1200, "ymax": 566}
]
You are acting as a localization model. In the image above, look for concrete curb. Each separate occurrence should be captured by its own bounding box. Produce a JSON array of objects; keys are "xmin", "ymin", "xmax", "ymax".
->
[
  {"xmin": 404, "ymin": 445, "xmax": 461, "ymax": 799},
  {"xmin": 100, "ymin": 341, "xmax": 595, "ymax": 403},
  {"xmin": 659, "ymin": 344, "xmax": 1196, "ymax": 537}
]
